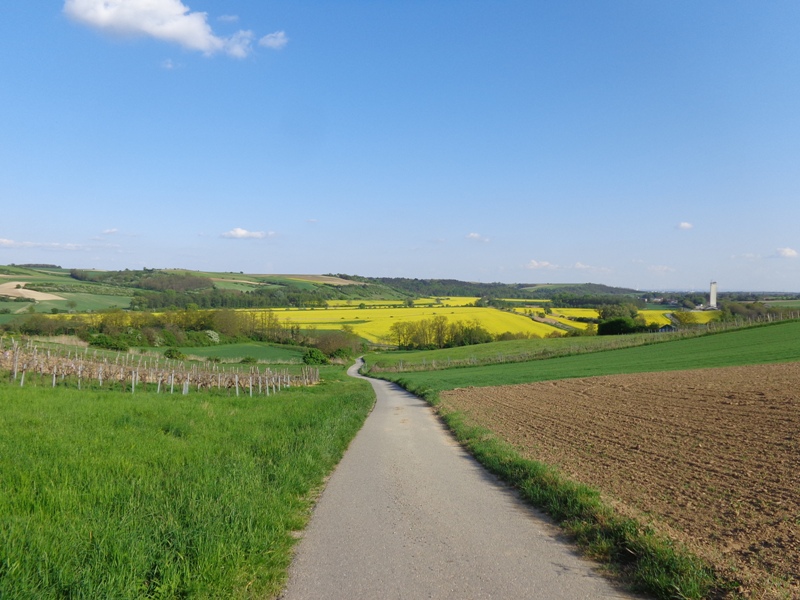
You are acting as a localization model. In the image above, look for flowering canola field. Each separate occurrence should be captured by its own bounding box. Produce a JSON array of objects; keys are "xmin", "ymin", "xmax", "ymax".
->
[
  {"xmin": 254, "ymin": 306, "xmax": 562, "ymax": 342},
  {"xmin": 548, "ymin": 308, "xmax": 720, "ymax": 327}
]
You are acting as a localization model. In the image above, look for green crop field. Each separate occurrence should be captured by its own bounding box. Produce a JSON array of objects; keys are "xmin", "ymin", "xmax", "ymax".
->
[
  {"xmin": 180, "ymin": 341, "xmax": 307, "ymax": 363},
  {"xmin": 767, "ymin": 299, "xmax": 800, "ymax": 308},
  {"xmin": 374, "ymin": 320, "xmax": 800, "ymax": 395},
  {"xmin": 0, "ymin": 367, "xmax": 374, "ymax": 598},
  {"xmin": 364, "ymin": 333, "xmax": 671, "ymax": 371},
  {"xmin": 36, "ymin": 293, "xmax": 133, "ymax": 313}
]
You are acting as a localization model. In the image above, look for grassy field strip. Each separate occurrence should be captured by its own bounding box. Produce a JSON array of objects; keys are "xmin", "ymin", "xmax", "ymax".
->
[
  {"xmin": 364, "ymin": 330, "xmax": 703, "ymax": 372},
  {"xmin": 549, "ymin": 315, "xmax": 589, "ymax": 329},
  {"xmin": 373, "ymin": 319, "xmax": 800, "ymax": 397},
  {"xmin": 510, "ymin": 309, "xmax": 589, "ymax": 329},
  {"xmin": 0, "ymin": 368, "xmax": 374, "ymax": 598},
  {"xmin": 327, "ymin": 296, "xmax": 480, "ymax": 308},
  {"xmin": 179, "ymin": 341, "xmax": 306, "ymax": 362}
]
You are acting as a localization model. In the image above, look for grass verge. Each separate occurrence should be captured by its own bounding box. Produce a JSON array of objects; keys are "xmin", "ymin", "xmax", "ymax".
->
[
  {"xmin": 0, "ymin": 366, "xmax": 374, "ymax": 599},
  {"xmin": 398, "ymin": 383, "xmax": 729, "ymax": 600}
]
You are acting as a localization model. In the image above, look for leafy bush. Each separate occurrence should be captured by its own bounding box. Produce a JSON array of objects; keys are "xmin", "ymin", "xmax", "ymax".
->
[
  {"xmin": 164, "ymin": 347, "xmax": 186, "ymax": 360},
  {"xmin": 89, "ymin": 334, "xmax": 130, "ymax": 352},
  {"xmin": 239, "ymin": 356, "xmax": 258, "ymax": 364},
  {"xmin": 597, "ymin": 317, "xmax": 637, "ymax": 336},
  {"xmin": 302, "ymin": 348, "xmax": 329, "ymax": 365}
]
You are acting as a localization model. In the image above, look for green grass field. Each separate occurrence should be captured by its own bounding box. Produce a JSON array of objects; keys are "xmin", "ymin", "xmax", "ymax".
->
[
  {"xmin": 375, "ymin": 320, "xmax": 800, "ymax": 395},
  {"xmin": 766, "ymin": 299, "xmax": 800, "ymax": 308},
  {"xmin": 180, "ymin": 342, "xmax": 307, "ymax": 363},
  {"xmin": 0, "ymin": 367, "xmax": 374, "ymax": 598},
  {"xmin": 35, "ymin": 293, "xmax": 133, "ymax": 313},
  {"xmin": 364, "ymin": 333, "xmax": 673, "ymax": 371}
]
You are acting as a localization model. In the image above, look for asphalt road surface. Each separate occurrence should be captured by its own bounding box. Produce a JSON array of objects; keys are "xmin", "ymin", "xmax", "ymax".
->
[{"xmin": 280, "ymin": 360, "xmax": 641, "ymax": 599}]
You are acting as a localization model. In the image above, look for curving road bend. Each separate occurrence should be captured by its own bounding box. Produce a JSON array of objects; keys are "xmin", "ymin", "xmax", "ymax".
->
[{"xmin": 280, "ymin": 360, "xmax": 641, "ymax": 599}]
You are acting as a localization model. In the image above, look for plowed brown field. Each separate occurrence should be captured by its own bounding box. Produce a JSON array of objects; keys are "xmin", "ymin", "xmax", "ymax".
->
[{"xmin": 440, "ymin": 362, "xmax": 800, "ymax": 598}]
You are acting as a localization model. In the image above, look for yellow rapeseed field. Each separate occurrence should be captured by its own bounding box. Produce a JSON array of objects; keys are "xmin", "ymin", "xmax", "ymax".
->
[
  {"xmin": 252, "ymin": 306, "xmax": 562, "ymax": 342},
  {"xmin": 549, "ymin": 308, "xmax": 723, "ymax": 327},
  {"xmin": 688, "ymin": 310, "xmax": 722, "ymax": 324}
]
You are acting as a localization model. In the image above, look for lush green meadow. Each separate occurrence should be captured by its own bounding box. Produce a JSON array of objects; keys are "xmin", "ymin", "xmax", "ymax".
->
[
  {"xmin": 374, "ymin": 320, "xmax": 800, "ymax": 395},
  {"xmin": 180, "ymin": 341, "xmax": 307, "ymax": 363},
  {"xmin": 0, "ymin": 367, "xmax": 374, "ymax": 599},
  {"xmin": 364, "ymin": 332, "xmax": 676, "ymax": 371}
]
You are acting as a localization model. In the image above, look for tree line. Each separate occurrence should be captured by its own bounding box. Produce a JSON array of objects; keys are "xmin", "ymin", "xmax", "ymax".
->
[
  {"xmin": 6, "ymin": 308, "xmax": 365, "ymax": 360},
  {"xmin": 387, "ymin": 316, "xmax": 538, "ymax": 350}
]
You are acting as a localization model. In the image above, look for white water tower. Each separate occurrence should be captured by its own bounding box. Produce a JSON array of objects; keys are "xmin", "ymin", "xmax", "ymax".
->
[{"xmin": 709, "ymin": 281, "xmax": 718, "ymax": 309}]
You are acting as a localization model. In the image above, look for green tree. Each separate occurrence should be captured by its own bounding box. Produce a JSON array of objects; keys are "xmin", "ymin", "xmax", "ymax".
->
[
  {"xmin": 597, "ymin": 317, "xmax": 636, "ymax": 335},
  {"xmin": 598, "ymin": 303, "xmax": 639, "ymax": 320}
]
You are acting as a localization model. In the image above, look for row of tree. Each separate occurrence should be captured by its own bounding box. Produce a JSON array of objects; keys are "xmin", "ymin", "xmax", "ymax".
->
[
  {"xmin": 389, "ymin": 316, "xmax": 512, "ymax": 350},
  {"xmin": 7, "ymin": 308, "xmax": 365, "ymax": 359}
]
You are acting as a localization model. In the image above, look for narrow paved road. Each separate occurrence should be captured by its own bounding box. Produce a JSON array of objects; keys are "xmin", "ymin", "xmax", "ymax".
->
[{"xmin": 280, "ymin": 361, "xmax": 641, "ymax": 599}]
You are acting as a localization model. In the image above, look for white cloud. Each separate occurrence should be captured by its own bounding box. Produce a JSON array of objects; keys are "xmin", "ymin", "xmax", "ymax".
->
[
  {"xmin": 466, "ymin": 232, "xmax": 490, "ymax": 243},
  {"xmin": 524, "ymin": 259, "xmax": 609, "ymax": 272},
  {"xmin": 64, "ymin": 0, "xmax": 255, "ymax": 58},
  {"xmin": 102, "ymin": 228, "xmax": 118, "ymax": 235},
  {"xmin": 526, "ymin": 259, "xmax": 558, "ymax": 270},
  {"xmin": 647, "ymin": 265, "xmax": 676, "ymax": 273},
  {"xmin": 677, "ymin": 222, "xmax": 693, "ymax": 230},
  {"xmin": 731, "ymin": 253, "xmax": 760, "ymax": 260},
  {"xmin": 225, "ymin": 30, "xmax": 255, "ymax": 59},
  {"xmin": 218, "ymin": 14, "xmax": 239, "ymax": 23},
  {"xmin": 259, "ymin": 30, "xmax": 288, "ymax": 50},
  {"xmin": 573, "ymin": 262, "xmax": 611, "ymax": 273},
  {"xmin": 0, "ymin": 238, "xmax": 89, "ymax": 251},
  {"xmin": 221, "ymin": 228, "xmax": 272, "ymax": 239},
  {"xmin": 776, "ymin": 247, "xmax": 798, "ymax": 258}
]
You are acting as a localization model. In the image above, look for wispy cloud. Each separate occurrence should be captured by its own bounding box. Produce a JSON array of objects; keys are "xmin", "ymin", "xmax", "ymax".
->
[
  {"xmin": 218, "ymin": 14, "xmax": 239, "ymax": 23},
  {"xmin": 64, "ymin": 0, "xmax": 257, "ymax": 58},
  {"xmin": 731, "ymin": 253, "xmax": 760, "ymax": 260},
  {"xmin": 776, "ymin": 247, "xmax": 798, "ymax": 258},
  {"xmin": 259, "ymin": 30, "xmax": 288, "ymax": 50},
  {"xmin": 0, "ymin": 238, "xmax": 91, "ymax": 251},
  {"xmin": 677, "ymin": 222, "xmax": 693, "ymax": 230},
  {"xmin": 526, "ymin": 259, "xmax": 609, "ymax": 272},
  {"xmin": 221, "ymin": 228, "xmax": 273, "ymax": 239},
  {"xmin": 102, "ymin": 228, "xmax": 118, "ymax": 235},
  {"xmin": 573, "ymin": 261, "xmax": 611, "ymax": 273},
  {"xmin": 525, "ymin": 259, "xmax": 558, "ymax": 270},
  {"xmin": 647, "ymin": 265, "xmax": 676, "ymax": 273},
  {"xmin": 466, "ymin": 232, "xmax": 490, "ymax": 243}
]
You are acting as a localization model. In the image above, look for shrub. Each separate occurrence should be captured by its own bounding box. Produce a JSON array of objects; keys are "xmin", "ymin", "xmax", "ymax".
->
[
  {"xmin": 164, "ymin": 347, "xmax": 186, "ymax": 360},
  {"xmin": 597, "ymin": 317, "xmax": 637, "ymax": 336},
  {"xmin": 89, "ymin": 334, "xmax": 130, "ymax": 352},
  {"xmin": 302, "ymin": 348, "xmax": 329, "ymax": 365}
]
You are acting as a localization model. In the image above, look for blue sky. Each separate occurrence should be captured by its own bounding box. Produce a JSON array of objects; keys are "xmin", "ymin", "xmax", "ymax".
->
[{"xmin": 1, "ymin": 1, "xmax": 799, "ymax": 291}]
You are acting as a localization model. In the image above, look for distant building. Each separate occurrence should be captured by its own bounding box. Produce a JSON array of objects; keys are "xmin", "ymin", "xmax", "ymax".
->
[{"xmin": 709, "ymin": 281, "xmax": 718, "ymax": 309}]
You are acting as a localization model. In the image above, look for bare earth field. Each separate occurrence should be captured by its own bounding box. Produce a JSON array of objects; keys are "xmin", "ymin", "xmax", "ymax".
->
[
  {"xmin": 0, "ymin": 281, "xmax": 63, "ymax": 301},
  {"xmin": 440, "ymin": 363, "xmax": 800, "ymax": 598}
]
